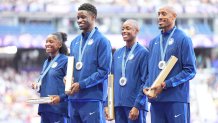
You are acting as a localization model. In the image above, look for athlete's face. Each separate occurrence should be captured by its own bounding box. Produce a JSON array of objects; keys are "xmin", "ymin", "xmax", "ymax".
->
[
  {"xmin": 121, "ymin": 21, "xmax": 138, "ymax": 42},
  {"xmin": 158, "ymin": 7, "xmax": 176, "ymax": 31},
  {"xmin": 45, "ymin": 35, "xmax": 61, "ymax": 56},
  {"xmin": 77, "ymin": 10, "xmax": 95, "ymax": 32}
]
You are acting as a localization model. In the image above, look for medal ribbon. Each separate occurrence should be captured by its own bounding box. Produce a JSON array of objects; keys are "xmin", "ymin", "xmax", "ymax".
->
[
  {"xmin": 121, "ymin": 42, "xmax": 137, "ymax": 77},
  {"xmin": 37, "ymin": 54, "xmax": 60, "ymax": 85},
  {"xmin": 160, "ymin": 27, "xmax": 176, "ymax": 61},
  {"xmin": 78, "ymin": 28, "xmax": 96, "ymax": 62}
]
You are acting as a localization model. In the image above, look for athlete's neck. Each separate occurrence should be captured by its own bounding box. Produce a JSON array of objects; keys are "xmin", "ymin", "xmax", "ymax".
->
[
  {"xmin": 49, "ymin": 52, "xmax": 59, "ymax": 60},
  {"xmin": 82, "ymin": 25, "xmax": 95, "ymax": 34},
  {"xmin": 126, "ymin": 40, "xmax": 136, "ymax": 48},
  {"xmin": 162, "ymin": 24, "xmax": 175, "ymax": 33}
]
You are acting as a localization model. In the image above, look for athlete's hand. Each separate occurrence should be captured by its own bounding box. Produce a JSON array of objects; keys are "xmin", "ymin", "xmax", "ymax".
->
[
  {"xmin": 49, "ymin": 95, "xmax": 60, "ymax": 105},
  {"xmin": 150, "ymin": 82, "xmax": 166, "ymax": 96},
  {"xmin": 143, "ymin": 82, "xmax": 166, "ymax": 99},
  {"xmin": 143, "ymin": 87, "xmax": 156, "ymax": 99},
  {"xmin": 129, "ymin": 107, "xmax": 139, "ymax": 120},
  {"xmin": 69, "ymin": 82, "xmax": 80, "ymax": 95},
  {"xmin": 104, "ymin": 107, "xmax": 113, "ymax": 121},
  {"xmin": 143, "ymin": 87, "xmax": 150, "ymax": 96},
  {"xmin": 151, "ymin": 84, "xmax": 163, "ymax": 96},
  {"xmin": 31, "ymin": 82, "xmax": 39, "ymax": 90}
]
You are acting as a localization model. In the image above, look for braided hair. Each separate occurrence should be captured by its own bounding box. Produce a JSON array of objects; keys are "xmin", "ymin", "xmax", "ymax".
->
[{"xmin": 52, "ymin": 32, "xmax": 69, "ymax": 55}]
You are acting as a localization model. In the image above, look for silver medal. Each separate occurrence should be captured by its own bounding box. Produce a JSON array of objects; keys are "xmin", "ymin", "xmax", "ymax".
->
[
  {"xmin": 128, "ymin": 54, "xmax": 134, "ymax": 60},
  {"xmin": 119, "ymin": 77, "xmax": 127, "ymax": 86},
  {"xmin": 51, "ymin": 62, "xmax": 58, "ymax": 68},
  {"xmin": 158, "ymin": 61, "xmax": 166, "ymax": 69},
  {"xmin": 76, "ymin": 62, "xmax": 83, "ymax": 70},
  {"xmin": 88, "ymin": 39, "xmax": 94, "ymax": 45}
]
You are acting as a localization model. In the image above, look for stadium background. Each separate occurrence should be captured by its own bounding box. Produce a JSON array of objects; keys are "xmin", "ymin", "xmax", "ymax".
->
[{"xmin": 0, "ymin": 0, "xmax": 218, "ymax": 123}]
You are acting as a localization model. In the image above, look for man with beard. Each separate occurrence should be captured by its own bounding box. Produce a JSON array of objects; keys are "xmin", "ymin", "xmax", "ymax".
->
[
  {"xmin": 68, "ymin": 3, "xmax": 112, "ymax": 123},
  {"xmin": 143, "ymin": 5, "xmax": 196, "ymax": 123},
  {"xmin": 105, "ymin": 19, "xmax": 149, "ymax": 123}
]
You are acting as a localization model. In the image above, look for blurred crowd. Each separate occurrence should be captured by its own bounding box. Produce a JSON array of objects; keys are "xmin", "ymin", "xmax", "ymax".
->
[
  {"xmin": 0, "ymin": 0, "xmax": 218, "ymax": 14},
  {"xmin": 196, "ymin": 48, "xmax": 218, "ymax": 69},
  {"xmin": 190, "ymin": 68, "xmax": 218, "ymax": 123},
  {"xmin": 0, "ymin": 0, "xmax": 217, "ymax": 49},
  {"xmin": 0, "ymin": 67, "xmax": 40, "ymax": 123}
]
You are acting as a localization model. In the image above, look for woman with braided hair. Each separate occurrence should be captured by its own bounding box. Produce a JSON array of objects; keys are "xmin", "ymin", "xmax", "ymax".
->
[{"xmin": 32, "ymin": 32, "xmax": 69, "ymax": 123}]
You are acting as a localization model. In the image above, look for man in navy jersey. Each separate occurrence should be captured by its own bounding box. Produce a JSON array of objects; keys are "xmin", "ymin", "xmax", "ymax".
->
[
  {"xmin": 68, "ymin": 3, "xmax": 112, "ymax": 123},
  {"xmin": 143, "ymin": 5, "xmax": 196, "ymax": 123},
  {"xmin": 104, "ymin": 19, "xmax": 149, "ymax": 123}
]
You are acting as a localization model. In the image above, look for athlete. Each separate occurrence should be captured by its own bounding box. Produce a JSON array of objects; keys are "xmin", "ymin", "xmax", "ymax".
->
[
  {"xmin": 105, "ymin": 19, "xmax": 148, "ymax": 123},
  {"xmin": 32, "ymin": 32, "xmax": 69, "ymax": 123},
  {"xmin": 68, "ymin": 3, "xmax": 112, "ymax": 123},
  {"xmin": 143, "ymin": 5, "xmax": 196, "ymax": 123}
]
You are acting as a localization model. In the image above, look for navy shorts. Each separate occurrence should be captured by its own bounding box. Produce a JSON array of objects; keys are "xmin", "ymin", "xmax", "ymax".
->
[
  {"xmin": 40, "ymin": 112, "xmax": 68, "ymax": 123},
  {"xmin": 115, "ymin": 106, "xmax": 147, "ymax": 123},
  {"xmin": 68, "ymin": 100, "xmax": 105, "ymax": 123},
  {"xmin": 150, "ymin": 102, "xmax": 190, "ymax": 123}
]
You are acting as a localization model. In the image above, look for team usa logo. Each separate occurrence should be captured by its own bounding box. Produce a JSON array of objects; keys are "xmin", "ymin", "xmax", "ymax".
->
[
  {"xmin": 51, "ymin": 62, "xmax": 58, "ymax": 68},
  {"xmin": 169, "ymin": 38, "xmax": 174, "ymax": 45},
  {"xmin": 128, "ymin": 54, "xmax": 134, "ymax": 60},
  {"xmin": 88, "ymin": 39, "xmax": 94, "ymax": 45}
]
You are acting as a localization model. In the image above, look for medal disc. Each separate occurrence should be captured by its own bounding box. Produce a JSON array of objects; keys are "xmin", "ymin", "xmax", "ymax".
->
[
  {"xmin": 76, "ymin": 62, "xmax": 83, "ymax": 70},
  {"xmin": 119, "ymin": 77, "xmax": 127, "ymax": 86},
  {"xmin": 158, "ymin": 61, "xmax": 166, "ymax": 69},
  {"xmin": 51, "ymin": 62, "xmax": 58, "ymax": 68}
]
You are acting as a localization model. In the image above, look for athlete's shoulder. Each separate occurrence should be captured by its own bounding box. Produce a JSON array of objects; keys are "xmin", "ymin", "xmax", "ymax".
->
[
  {"xmin": 175, "ymin": 28, "xmax": 193, "ymax": 45},
  {"xmin": 136, "ymin": 44, "xmax": 149, "ymax": 59},
  {"xmin": 137, "ymin": 43, "xmax": 148, "ymax": 50},
  {"xmin": 70, "ymin": 35, "xmax": 81, "ymax": 45},
  {"xmin": 59, "ymin": 54, "xmax": 68, "ymax": 61},
  {"xmin": 113, "ymin": 46, "xmax": 124, "ymax": 56},
  {"xmin": 94, "ymin": 28, "xmax": 110, "ymax": 43},
  {"xmin": 60, "ymin": 54, "xmax": 68, "ymax": 58},
  {"xmin": 148, "ymin": 35, "xmax": 160, "ymax": 49},
  {"xmin": 175, "ymin": 28, "xmax": 190, "ymax": 38},
  {"xmin": 136, "ymin": 43, "xmax": 148, "ymax": 53}
]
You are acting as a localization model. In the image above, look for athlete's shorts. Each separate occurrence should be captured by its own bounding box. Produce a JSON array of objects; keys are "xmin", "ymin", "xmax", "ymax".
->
[
  {"xmin": 115, "ymin": 106, "xmax": 147, "ymax": 123},
  {"xmin": 40, "ymin": 112, "xmax": 68, "ymax": 123},
  {"xmin": 150, "ymin": 102, "xmax": 190, "ymax": 123},
  {"xmin": 68, "ymin": 100, "xmax": 105, "ymax": 123}
]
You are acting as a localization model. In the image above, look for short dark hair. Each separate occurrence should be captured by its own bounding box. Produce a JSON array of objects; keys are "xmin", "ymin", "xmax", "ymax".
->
[{"xmin": 78, "ymin": 3, "xmax": 97, "ymax": 17}]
